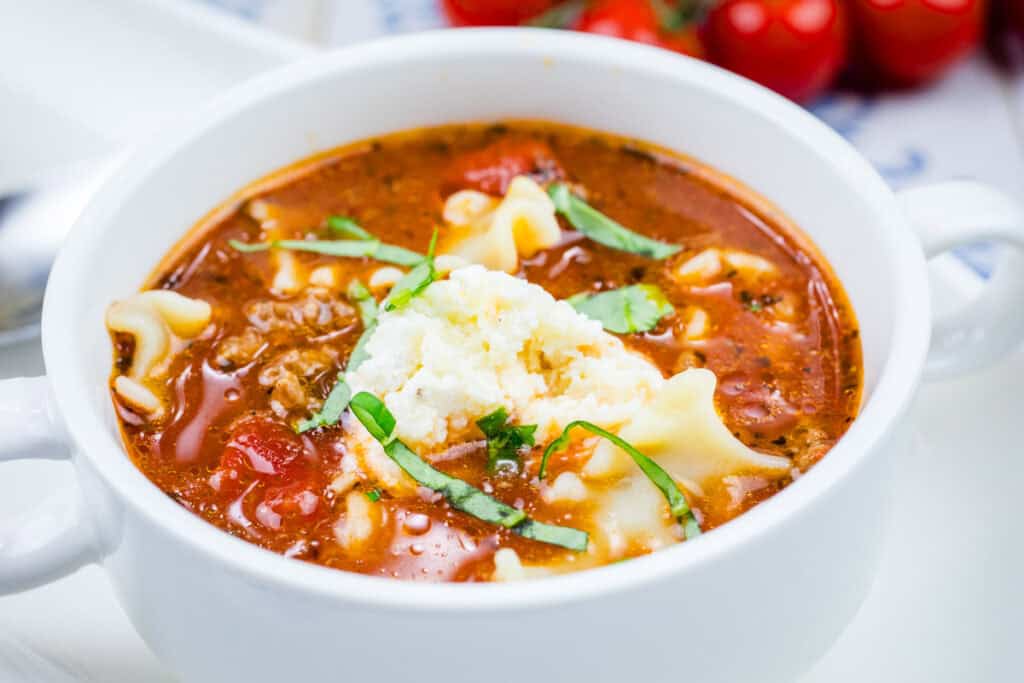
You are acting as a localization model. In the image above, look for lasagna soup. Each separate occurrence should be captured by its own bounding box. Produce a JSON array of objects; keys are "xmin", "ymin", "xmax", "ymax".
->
[{"xmin": 107, "ymin": 123, "xmax": 861, "ymax": 582}]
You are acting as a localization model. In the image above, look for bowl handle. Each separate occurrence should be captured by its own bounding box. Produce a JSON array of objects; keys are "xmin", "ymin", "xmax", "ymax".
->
[
  {"xmin": 0, "ymin": 376, "xmax": 99, "ymax": 594},
  {"xmin": 898, "ymin": 181, "xmax": 1024, "ymax": 380}
]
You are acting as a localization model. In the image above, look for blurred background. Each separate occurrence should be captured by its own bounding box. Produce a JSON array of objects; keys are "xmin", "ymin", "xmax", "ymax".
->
[
  {"xmin": 1, "ymin": 1, "xmax": 1022, "ymax": 681},
  {"xmin": 3, "ymin": 0, "xmax": 1023, "ymax": 357}
]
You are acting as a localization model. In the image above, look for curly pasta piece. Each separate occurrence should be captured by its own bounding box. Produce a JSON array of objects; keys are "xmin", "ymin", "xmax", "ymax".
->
[
  {"xmin": 583, "ymin": 369, "xmax": 791, "ymax": 555},
  {"xmin": 106, "ymin": 290, "xmax": 212, "ymax": 416},
  {"xmin": 673, "ymin": 248, "xmax": 778, "ymax": 285},
  {"xmin": 585, "ymin": 369, "xmax": 791, "ymax": 485},
  {"xmin": 440, "ymin": 176, "xmax": 561, "ymax": 273},
  {"xmin": 247, "ymin": 198, "xmax": 305, "ymax": 295}
]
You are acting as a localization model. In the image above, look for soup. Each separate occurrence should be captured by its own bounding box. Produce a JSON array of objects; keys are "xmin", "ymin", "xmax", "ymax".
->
[{"xmin": 106, "ymin": 122, "xmax": 861, "ymax": 582}]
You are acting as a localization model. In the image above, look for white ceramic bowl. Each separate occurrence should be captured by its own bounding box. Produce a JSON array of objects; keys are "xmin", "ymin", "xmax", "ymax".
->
[{"xmin": 4, "ymin": 30, "xmax": 1024, "ymax": 683}]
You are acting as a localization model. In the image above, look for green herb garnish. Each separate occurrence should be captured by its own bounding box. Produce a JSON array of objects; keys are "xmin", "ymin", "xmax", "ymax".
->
[
  {"xmin": 514, "ymin": 519, "xmax": 590, "ymax": 549},
  {"xmin": 347, "ymin": 326, "xmax": 374, "ymax": 371},
  {"xmin": 292, "ymin": 231, "xmax": 441, "ymax": 433},
  {"xmin": 569, "ymin": 284, "xmax": 675, "ymax": 334},
  {"xmin": 382, "ymin": 230, "xmax": 438, "ymax": 312},
  {"xmin": 229, "ymin": 238, "xmax": 423, "ymax": 267},
  {"xmin": 547, "ymin": 183, "xmax": 681, "ymax": 259},
  {"xmin": 294, "ymin": 281, "xmax": 379, "ymax": 433},
  {"xmin": 276, "ymin": 239, "xmax": 423, "ymax": 266},
  {"xmin": 476, "ymin": 407, "xmax": 538, "ymax": 472},
  {"xmin": 364, "ymin": 488, "xmax": 382, "ymax": 502},
  {"xmin": 347, "ymin": 279, "xmax": 378, "ymax": 329},
  {"xmin": 295, "ymin": 233, "xmax": 435, "ymax": 381},
  {"xmin": 349, "ymin": 392, "xmax": 588, "ymax": 551},
  {"xmin": 296, "ymin": 375, "xmax": 352, "ymax": 434},
  {"xmin": 228, "ymin": 239, "xmax": 271, "ymax": 253},
  {"xmin": 539, "ymin": 420, "xmax": 700, "ymax": 540},
  {"xmin": 376, "ymin": 244, "xmax": 427, "ymax": 266},
  {"xmin": 327, "ymin": 216, "xmax": 374, "ymax": 241}
]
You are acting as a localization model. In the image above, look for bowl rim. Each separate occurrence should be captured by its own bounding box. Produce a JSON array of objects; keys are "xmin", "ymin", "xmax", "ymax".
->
[{"xmin": 42, "ymin": 28, "xmax": 930, "ymax": 612}]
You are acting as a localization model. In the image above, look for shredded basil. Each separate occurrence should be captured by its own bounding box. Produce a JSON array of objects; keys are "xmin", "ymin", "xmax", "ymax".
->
[
  {"xmin": 347, "ymin": 230, "xmax": 440, "ymax": 368},
  {"xmin": 382, "ymin": 230, "xmax": 439, "ymax": 312},
  {"xmin": 375, "ymin": 243, "xmax": 426, "ymax": 266},
  {"xmin": 228, "ymin": 239, "xmax": 270, "ymax": 253},
  {"xmin": 294, "ymin": 282, "xmax": 379, "ymax": 433},
  {"xmin": 569, "ymin": 284, "xmax": 674, "ymax": 334},
  {"xmin": 514, "ymin": 519, "xmax": 588, "ymax": 549},
  {"xmin": 350, "ymin": 392, "xmax": 588, "ymax": 551},
  {"xmin": 228, "ymin": 238, "xmax": 423, "ymax": 267},
  {"xmin": 346, "ymin": 326, "xmax": 374, "ymax": 371},
  {"xmin": 345, "ymin": 281, "xmax": 382, "ymax": 373},
  {"xmin": 364, "ymin": 488, "xmax": 382, "ymax": 502},
  {"xmin": 539, "ymin": 420, "xmax": 701, "ymax": 539},
  {"xmin": 327, "ymin": 216, "xmax": 374, "ymax": 241},
  {"xmin": 547, "ymin": 183, "xmax": 681, "ymax": 259},
  {"xmin": 296, "ymin": 375, "xmax": 352, "ymax": 434},
  {"xmin": 276, "ymin": 239, "xmax": 423, "ymax": 266},
  {"xmin": 350, "ymin": 391, "xmax": 396, "ymax": 441},
  {"xmin": 476, "ymin": 407, "xmax": 538, "ymax": 472},
  {"xmin": 347, "ymin": 279, "xmax": 378, "ymax": 329}
]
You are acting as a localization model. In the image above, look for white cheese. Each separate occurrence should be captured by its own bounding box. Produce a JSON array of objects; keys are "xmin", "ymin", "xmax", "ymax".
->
[
  {"xmin": 340, "ymin": 265, "xmax": 793, "ymax": 566},
  {"xmin": 540, "ymin": 472, "xmax": 588, "ymax": 504},
  {"xmin": 491, "ymin": 548, "xmax": 552, "ymax": 582},
  {"xmin": 345, "ymin": 265, "xmax": 664, "ymax": 451},
  {"xmin": 333, "ymin": 490, "xmax": 383, "ymax": 551}
]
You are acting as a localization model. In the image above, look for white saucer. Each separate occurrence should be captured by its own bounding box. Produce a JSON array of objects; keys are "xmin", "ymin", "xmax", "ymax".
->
[{"xmin": 0, "ymin": 257, "xmax": 1018, "ymax": 681}]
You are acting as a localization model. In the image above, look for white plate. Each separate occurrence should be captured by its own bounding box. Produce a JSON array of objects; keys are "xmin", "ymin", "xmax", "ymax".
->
[{"xmin": 0, "ymin": 248, "xmax": 1018, "ymax": 683}]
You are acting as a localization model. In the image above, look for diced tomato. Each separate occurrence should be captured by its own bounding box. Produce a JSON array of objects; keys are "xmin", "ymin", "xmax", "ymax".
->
[
  {"xmin": 219, "ymin": 416, "xmax": 308, "ymax": 479},
  {"xmin": 443, "ymin": 139, "xmax": 564, "ymax": 196},
  {"xmin": 264, "ymin": 482, "xmax": 322, "ymax": 517},
  {"xmin": 208, "ymin": 465, "xmax": 244, "ymax": 498}
]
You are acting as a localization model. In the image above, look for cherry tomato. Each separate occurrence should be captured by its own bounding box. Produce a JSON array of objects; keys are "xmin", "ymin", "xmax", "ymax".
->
[
  {"xmin": 848, "ymin": 0, "xmax": 985, "ymax": 86},
  {"xmin": 444, "ymin": 139, "xmax": 564, "ymax": 195},
  {"xmin": 440, "ymin": 0, "xmax": 557, "ymax": 26},
  {"xmin": 576, "ymin": 0, "xmax": 706, "ymax": 58},
  {"xmin": 703, "ymin": 0, "xmax": 848, "ymax": 103},
  {"xmin": 577, "ymin": 0, "xmax": 663, "ymax": 43}
]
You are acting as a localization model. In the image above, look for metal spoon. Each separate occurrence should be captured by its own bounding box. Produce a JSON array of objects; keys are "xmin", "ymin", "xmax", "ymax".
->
[{"xmin": 0, "ymin": 156, "xmax": 118, "ymax": 346}]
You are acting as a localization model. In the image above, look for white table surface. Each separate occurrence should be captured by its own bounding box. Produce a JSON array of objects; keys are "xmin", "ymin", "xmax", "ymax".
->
[{"xmin": 3, "ymin": 1, "xmax": 1024, "ymax": 681}]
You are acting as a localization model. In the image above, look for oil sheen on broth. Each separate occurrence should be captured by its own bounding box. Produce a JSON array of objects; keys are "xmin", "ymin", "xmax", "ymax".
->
[{"xmin": 107, "ymin": 122, "xmax": 862, "ymax": 582}]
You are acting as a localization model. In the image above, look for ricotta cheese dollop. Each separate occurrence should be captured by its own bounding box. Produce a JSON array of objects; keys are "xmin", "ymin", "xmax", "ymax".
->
[
  {"xmin": 345, "ymin": 265, "xmax": 665, "ymax": 450},
  {"xmin": 343, "ymin": 264, "xmax": 792, "ymax": 566}
]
